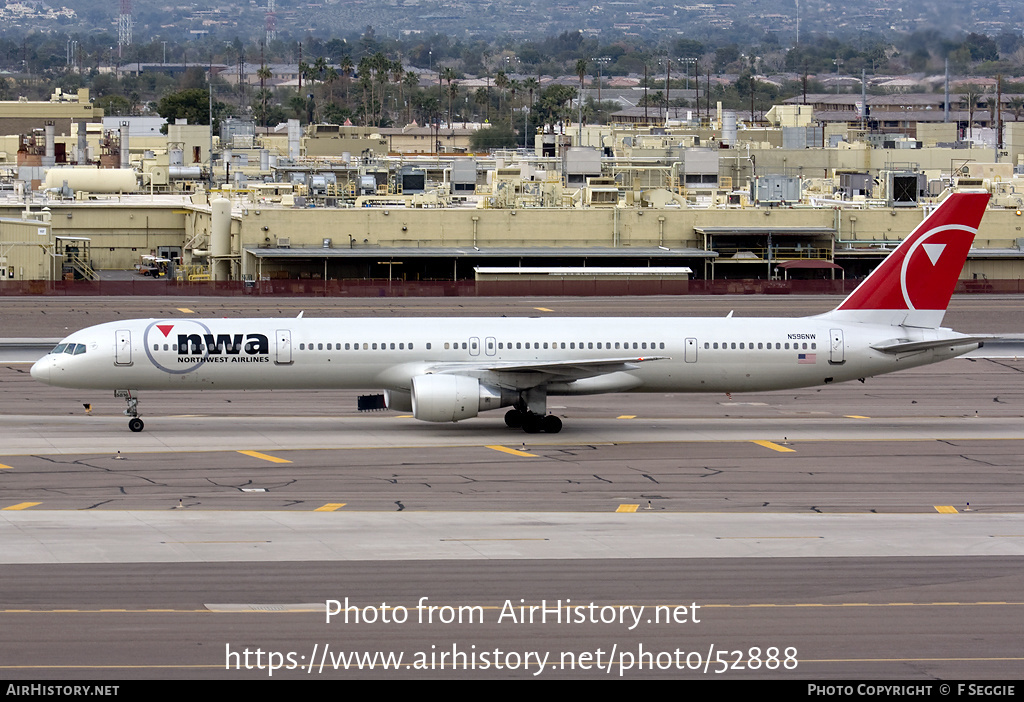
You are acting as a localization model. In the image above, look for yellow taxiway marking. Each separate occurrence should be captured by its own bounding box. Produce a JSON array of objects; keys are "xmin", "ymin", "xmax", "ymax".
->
[
  {"xmin": 2, "ymin": 502, "xmax": 40, "ymax": 511},
  {"xmin": 176, "ymin": 307, "xmax": 195, "ymax": 314},
  {"xmin": 533, "ymin": 307, "xmax": 554, "ymax": 312},
  {"xmin": 935, "ymin": 505, "xmax": 959, "ymax": 514},
  {"xmin": 751, "ymin": 440, "xmax": 795, "ymax": 453},
  {"xmin": 617, "ymin": 415, "xmax": 637, "ymax": 419},
  {"xmin": 237, "ymin": 450, "xmax": 292, "ymax": 464},
  {"xmin": 844, "ymin": 415, "xmax": 870, "ymax": 419},
  {"xmin": 616, "ymin": 504, "xmax": 639, "ymax": 513},
  {"xmin": 486, "ymin": 445, "xmax": 538, "ymax": 458},
  {"xmin": 0, "ymin": 463, "xmax": 13, "ymax": 469},
  {"xmin": 314, "ymin": 503, "xmax": 346, "ymax": 512}
]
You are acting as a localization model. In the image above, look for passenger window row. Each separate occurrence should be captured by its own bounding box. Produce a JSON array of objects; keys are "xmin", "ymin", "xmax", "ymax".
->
[
  {"xmin": 703, "ymin": 342, "xmax": 817, "ymax": 350},
  {"xmin": 298, "ymin": 342, "xmax": 422, "ymax": 351}
]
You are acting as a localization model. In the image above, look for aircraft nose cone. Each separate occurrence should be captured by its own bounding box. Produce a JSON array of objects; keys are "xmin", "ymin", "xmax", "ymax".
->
[{"xmin": 30, "ymin": 358, "xmax": 49, "ymax": 383}]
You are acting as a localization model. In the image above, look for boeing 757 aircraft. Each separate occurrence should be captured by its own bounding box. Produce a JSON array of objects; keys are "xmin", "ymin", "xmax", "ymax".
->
[{"xmin": 31, "ymin": 192, "xmax": 992, "ymax": 434}]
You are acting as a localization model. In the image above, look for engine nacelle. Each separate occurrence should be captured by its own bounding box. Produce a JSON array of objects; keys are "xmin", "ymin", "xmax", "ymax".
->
[{"xmin": 409, "ymin": 374, "xmax": 516, "ymax": 422}]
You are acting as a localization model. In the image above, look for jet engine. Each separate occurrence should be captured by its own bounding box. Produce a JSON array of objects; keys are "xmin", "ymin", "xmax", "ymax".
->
[{"xmin": 409, "ymin": 374, "xmax": 515, "ymax": 422}]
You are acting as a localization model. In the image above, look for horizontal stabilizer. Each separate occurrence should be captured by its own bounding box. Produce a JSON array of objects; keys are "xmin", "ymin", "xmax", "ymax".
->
[{"xmin": 870, "ymin": 336, "xmax": 989, "ymax": 354}]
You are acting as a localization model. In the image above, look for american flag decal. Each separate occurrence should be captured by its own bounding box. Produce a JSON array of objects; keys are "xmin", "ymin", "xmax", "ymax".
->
[{"xmin": 797, "ymin": 353, "xmax": 816, "ymax": 364}]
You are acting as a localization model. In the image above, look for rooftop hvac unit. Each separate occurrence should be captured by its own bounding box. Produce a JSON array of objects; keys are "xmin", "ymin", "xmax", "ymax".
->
[{"xmin": 276, "ymin": 237, "xmax": 291, "ymax": 248}]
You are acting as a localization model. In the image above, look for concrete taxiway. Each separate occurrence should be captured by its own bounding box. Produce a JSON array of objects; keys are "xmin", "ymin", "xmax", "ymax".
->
[{"xmin": 1, "ymin": 295, "xmax": 1023, "ymax": 679}]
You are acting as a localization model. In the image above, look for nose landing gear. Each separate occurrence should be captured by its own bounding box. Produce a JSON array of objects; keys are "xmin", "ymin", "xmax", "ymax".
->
[{"xmin": 116, "ymin": 389, "xmax": 144, "ymax": 432}]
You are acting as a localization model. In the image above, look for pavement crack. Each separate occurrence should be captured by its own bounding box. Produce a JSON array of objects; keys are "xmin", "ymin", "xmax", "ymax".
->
[
  {"xmin": 959, "ymin": 454, "xmax": 1000, "ymax": 466},
  {"xmin": 985, "ymin": 359, "xmax": 1024, "ymax": 374}
]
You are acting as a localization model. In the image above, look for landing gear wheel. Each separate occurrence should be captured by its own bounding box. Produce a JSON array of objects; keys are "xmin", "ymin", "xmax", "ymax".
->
[
  {"xmin": 504, "ymin": 409, "xmax": 524, "ymax": 428},
  {"xmin": 522, "ymin": 414, "xmax": 543, "ymax": 433},
  {"xmin": 128, "ymin": 417, "xmax": 145, "ymax": 433},
  {"xmin": 521, "ymin": 413, "xmax": 561, "ymax": 433}
]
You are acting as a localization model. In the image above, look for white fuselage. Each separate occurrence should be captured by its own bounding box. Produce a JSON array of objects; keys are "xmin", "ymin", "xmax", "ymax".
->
[{"xmin": 30, "ymin": 315, "xmax": 975, "ymax": 396}]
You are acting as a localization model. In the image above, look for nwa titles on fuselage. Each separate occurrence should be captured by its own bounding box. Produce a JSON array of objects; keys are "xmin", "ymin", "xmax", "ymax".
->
[{"xmin": 31, "ymin": 192, "xmax": 994, "ymax": 434}]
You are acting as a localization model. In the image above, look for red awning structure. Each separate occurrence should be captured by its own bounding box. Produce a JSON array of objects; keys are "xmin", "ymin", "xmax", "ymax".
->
[{"xmin": 776, "ymin": 260, "xmax": 845, "ymax": 280}]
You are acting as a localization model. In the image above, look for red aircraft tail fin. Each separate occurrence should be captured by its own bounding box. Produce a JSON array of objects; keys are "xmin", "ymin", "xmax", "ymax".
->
[{"xmin": 824, "ymin": 192, "xmax": 989, "ymax": 328}]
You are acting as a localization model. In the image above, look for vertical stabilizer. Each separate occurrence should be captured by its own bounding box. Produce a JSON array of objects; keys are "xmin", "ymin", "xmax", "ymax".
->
[{"xmin": 821, "ymin": 192, "xmax": 989, "ymax": 328}]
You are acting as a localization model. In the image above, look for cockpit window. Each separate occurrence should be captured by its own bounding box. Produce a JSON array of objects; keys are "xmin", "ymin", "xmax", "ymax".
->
[
  {"xmin": 51, "ymin": 343, "xmax": 67, "ymax": 354},
  {"xmin": 72, "ymin": 344, "xmax": 86, "ymax": 355},
  {"xmin": 64, "ymin": 345, "xmax": 76, "ymax": 354}
]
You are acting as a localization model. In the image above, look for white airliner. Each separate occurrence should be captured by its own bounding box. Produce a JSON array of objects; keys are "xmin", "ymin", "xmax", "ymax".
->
[{"xmin": 31, "ymin": 192, "xmax": 992, "ymax": 434}]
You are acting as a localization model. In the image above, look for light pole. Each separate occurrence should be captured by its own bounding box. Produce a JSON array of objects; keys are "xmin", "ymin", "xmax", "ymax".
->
[
  {"xmin": 592, "ymin": 56, "xmax": 610, "ymax": 104},
  {"xmin": 678, "ymin": 57, "xmax": 697, "ymax": 113}
]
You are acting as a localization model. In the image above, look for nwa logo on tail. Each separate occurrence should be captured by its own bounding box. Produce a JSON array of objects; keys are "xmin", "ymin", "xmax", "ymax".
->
[{"xmin": 144, "ymin": 320, "xmax": 269, "ymax": 374}]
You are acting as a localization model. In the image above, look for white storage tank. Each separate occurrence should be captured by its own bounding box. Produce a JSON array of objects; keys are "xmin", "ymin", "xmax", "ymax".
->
[
  {"xmin": 210, "ymin": 196, "xmax": 232, "ymax": 280},
  {"xmin": 43, "ymin": 168, "xmax": 138, "ymax": 193}
]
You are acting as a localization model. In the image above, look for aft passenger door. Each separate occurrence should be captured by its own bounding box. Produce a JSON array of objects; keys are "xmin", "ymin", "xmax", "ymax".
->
[{"xmin": 829, "ymin": 329, "xmax": 845, "ymax": 365}]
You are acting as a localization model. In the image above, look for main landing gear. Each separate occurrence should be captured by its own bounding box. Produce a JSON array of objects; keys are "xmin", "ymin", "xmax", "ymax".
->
[
  {"xmin": 504, "ymin": 409, "xmax": 562, "ymax": 434},
  {"xmin": 116, "ymin": 390, "xmax": 145, "ymax": 432}
]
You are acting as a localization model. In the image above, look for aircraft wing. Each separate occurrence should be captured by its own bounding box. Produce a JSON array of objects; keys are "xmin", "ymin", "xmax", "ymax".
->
[{"xmin": 427, "ymin": 355, "xmax": 670, "ymax": 382}]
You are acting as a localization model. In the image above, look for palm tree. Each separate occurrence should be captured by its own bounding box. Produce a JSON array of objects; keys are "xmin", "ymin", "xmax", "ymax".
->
[
  {"xmin": 959, "ymin": 84, "xmax": 983, "ymax": 136},
  {"xmin": 253, "ymin": 88, "xmax": 274, "ymax": 127},
  {"xmin": 523, "ymin": 76, "xmax": 539, "ymax": 148},
  {"xmin": 403, "ymin": 71, "xmax": 419, "ymax": 124},
  {"xmin": 371, "ymin": 52, "xmax": 389, "ymax": 125},
  {"xmin": 357, "ymin": 57, "xmax": 371, "ymax": 125},
  {"xmin": 575, "ymin": 59, "xmax": 588, "ymax": 90},
  {"xmin": 575, "ymin": 59, "xmax": 588, "ymax": 137},
  {"xmin": 524, "ymin": 76, "xmax": 539, "ymax": 109},
  {"xmin": 289, "ymin": 94, "xmax": 308, "ymax": 121},
  {"xmin": 324, "ymin": 66, "xmax": 339, "ymax": 108},
  {"xmin": 257, "ymin": 64, "xmax": 272, "ymax": 127},
  {"xmin": 340, "ymin": 55, "xmax": 354, "ymax": 103},
  {"xmin": 441, "ymin": 66, "xmax": 456, "ymax": 125},
  {"xmin": 448, "ymin": 80, "xmax": 460, "ymax": 125},
  {"xmin": 1009, "ymin": 96, "xmax": 1024, "ymax": 122},
  {"xmin": 495, "ymin": 70, "xmax": 508, "ymax": 116},
  {"xmin": 474, "ymin": 87, "xmax": 488, "ymax": 121}
]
